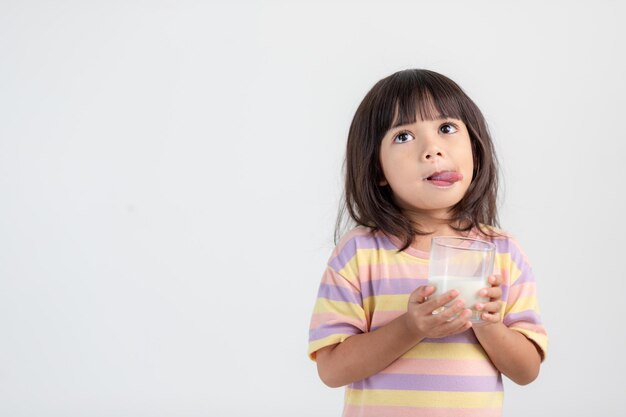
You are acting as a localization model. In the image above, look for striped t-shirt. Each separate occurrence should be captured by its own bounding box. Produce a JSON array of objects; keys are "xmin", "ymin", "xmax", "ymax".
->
[{"xmin": 308, "ymin": 226, "xmax": 548, "ymax": 417}]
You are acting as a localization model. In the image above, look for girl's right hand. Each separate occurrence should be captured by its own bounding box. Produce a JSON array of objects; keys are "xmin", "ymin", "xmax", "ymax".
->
[{"xmin": 404, "ymin": 285, "xmax": 473, "ymax": 339}]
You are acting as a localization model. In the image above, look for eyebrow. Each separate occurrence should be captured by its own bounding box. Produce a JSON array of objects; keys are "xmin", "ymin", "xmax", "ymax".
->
[{"xmin": 391, "ymin": 114, "xmax": 452, "ymax": 129}]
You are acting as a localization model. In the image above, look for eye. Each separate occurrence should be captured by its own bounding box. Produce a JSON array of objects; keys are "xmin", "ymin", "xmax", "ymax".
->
[
  {"xmin": 393, "ymin": 131, "xmax": 415, "ymax": 144},
  {"xmin": 439, "ymin": 123, "xmax": 458, "ymax": 134}
]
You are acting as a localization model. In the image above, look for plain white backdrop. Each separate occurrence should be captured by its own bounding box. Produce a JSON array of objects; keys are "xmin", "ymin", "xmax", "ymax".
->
[{"xmin": 1, "ymin": 0, "xmax": 625, "ymax": 416}]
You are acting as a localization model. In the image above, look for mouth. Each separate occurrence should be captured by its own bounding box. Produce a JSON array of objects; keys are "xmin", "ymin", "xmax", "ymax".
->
[{"xmin": 424, "ymin": 170, "xmax": 463, "ymax": 187}]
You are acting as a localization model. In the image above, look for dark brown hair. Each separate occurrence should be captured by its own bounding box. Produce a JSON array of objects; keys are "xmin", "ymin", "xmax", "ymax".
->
[{"xmin": 336, "ymin": 69, "xmax": 500, "ymax": 250}]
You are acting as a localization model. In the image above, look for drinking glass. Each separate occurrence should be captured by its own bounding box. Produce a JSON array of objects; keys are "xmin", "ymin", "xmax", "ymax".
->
[{"xmin": 428, "ymin": 236, "xmax": 495, "ymax": 322}]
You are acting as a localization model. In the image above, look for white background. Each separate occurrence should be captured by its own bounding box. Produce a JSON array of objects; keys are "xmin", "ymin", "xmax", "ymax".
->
[{"xmin": 1, "ymin": 1, "xmax": 625, "ymax": 416}]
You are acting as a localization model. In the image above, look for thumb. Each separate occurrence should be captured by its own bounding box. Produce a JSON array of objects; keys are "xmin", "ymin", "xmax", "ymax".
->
[{"xmin": 408, "ymin": 285, "xmax": 435, "ymax": 304}]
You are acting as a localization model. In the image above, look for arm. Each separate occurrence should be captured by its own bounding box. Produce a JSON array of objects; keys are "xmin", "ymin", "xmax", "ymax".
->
[
  {"xmin": 316, "ymin": 286, "xmax": 473, "ymax": 388},
  {"xmin": 472, "ymin": 322, "xmax": 541, "ymax": 385},
  {"xmin": 472, "ymin": 275, "xmax": 543, "ymax": 385},
  {"xmin": 316, "ymin": 313, "xmax": 420, "ymax": 388}
]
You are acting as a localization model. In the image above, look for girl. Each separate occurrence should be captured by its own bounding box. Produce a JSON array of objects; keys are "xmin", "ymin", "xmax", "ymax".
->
[{"xmin": 308, "ymin": 69, "xmax": 547, "ymax": 417}]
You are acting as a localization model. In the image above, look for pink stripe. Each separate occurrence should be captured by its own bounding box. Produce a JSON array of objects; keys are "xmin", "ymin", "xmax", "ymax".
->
[
  {"xmin": 370, "ymin": 310, "xmax": 404, "ymax": 325},
  {"xmin": 510, "ymin": 321, "xmax": 547, "ymax": 335},
  {"xmin": 320, "ymin": 268, "xmax": 361, "ymax": 290},
  {"xmin": 382, "ymin": 358, "xmax": 499, "ymax": 376},
  {"xmin": 309, "ymin": 312, "xmax": 366, "ymax": 330},
  {"xmin": 357, "ymin": 263, "xmax": 429, "ymax": 283},
  {"xmin": 344, "ymin": 405, "xmax": 501, "ymax": 417}
]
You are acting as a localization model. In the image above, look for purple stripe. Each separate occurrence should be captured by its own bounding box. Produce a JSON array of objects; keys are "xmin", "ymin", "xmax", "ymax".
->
[
  {"xmin": 503, "ymin": 310, "xmax": 542, "ymax": 326},
  {"xmin": 329, "ymin": 234, "xmax": 397, "ymax": 272},
  {"xmin": 500, "ymin": 284, "xmax": 510, "ymax": 303},
  {"xmin": 510, "ymin": 268, "xmax": 534, "ymax": 286},
  {"xmin": 351, "ymin": 373, "xmax": 503, "ymax": 392},
  {"xmin": 492, "ymin": 238, "xmax": 535, "ymax": 286},
  {"xmin": 309, "ymin": 323, "xmax": 361, "ymax": 342},
  {"xmin": 317, "ymin": 284, "xmax": 361, "ymax": 304},
  {"xmin": 361, "ymin": 278, "xmax": 427, "ymax": 299},
  {"xmin": 491, "ymin": 237, "xmax": 515, "ymax": 260}
]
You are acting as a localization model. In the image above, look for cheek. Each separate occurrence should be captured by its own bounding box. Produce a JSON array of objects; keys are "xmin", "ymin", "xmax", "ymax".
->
[
  {"xmin": 461, "ymin": 141, "xmax": 475, "ymax": 176},
  {"xmin": 388, "ymin": 164, "xmax": 418, "ymax": 188},
  {"xmin": 381, "ymin": 151, "xmax": 412, "ymax": 179},
  {"xmin": 465, "ymin": 154, "xmax": 475, "ymax": 177}
]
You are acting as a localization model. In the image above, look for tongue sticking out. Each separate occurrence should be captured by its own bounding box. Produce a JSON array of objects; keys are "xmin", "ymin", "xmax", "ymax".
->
[{"xmin": 427, "ymin": 171, "xmax": 463, "ymax": 185}]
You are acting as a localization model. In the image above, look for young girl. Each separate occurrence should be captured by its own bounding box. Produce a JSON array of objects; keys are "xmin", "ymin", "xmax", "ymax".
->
[{"xmin": 308, "ymin": 69, "xmax": 547, "ymax": 417}]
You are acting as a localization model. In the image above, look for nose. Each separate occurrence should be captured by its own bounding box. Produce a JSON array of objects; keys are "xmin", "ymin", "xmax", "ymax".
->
[
  {"xmin": 422, "ymin": 143, "xmax": 444, "ymax": 161},
  {"xmin": 423, "ymin": 149, "xmax": 443, "ymax": 160}
]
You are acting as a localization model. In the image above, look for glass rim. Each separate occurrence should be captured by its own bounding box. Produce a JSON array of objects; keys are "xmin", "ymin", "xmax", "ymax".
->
[{"xmin": 431, "ymin": 236, "xmax": 495, "ymax": 252}]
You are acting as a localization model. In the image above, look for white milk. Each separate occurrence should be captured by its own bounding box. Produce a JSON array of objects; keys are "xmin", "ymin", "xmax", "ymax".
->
[{"xmin": 428, "ymin": 275, "xmax": 488, "ymax": 321}]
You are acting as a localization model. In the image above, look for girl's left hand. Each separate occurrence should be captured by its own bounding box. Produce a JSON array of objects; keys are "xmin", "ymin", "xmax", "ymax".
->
[{"xmin": 474, "ymin": 274, "xmax": 503, "ymax": 325}]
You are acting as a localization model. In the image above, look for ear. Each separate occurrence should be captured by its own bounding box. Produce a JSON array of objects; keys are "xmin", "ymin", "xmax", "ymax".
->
[{"xmin": 378, "ymin": 179, "xmax": 388, "ymax": 186}]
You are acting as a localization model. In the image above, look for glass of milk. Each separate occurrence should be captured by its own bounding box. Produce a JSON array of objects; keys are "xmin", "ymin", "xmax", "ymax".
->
[{"xmin": 428, "ymin": 236, "xmax": 495, "ymax": 322}]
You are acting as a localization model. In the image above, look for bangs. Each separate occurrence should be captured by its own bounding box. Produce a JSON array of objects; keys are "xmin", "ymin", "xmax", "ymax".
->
[{"xmin": 388, "ymin": 72, "xmax": 466, "ymax": 129}]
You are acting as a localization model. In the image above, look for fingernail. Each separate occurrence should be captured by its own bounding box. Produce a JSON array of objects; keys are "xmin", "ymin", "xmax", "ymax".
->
[{"xmin": 480, "ymin": 289, "xmax": 488, "ymax": 297}]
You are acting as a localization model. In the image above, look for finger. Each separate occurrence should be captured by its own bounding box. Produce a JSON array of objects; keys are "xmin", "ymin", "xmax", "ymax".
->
[
  {"xmin": 436, "ymin": 299, "xmax": 467, "ymax": 322},
  {"xmin": 479, "ymin": 310, "xmax": 501, "ymax": 324},
  {"xmin": 426, "ymin": 289, "xmax": 460, "ymax": 310},
  {"xmin": 476, "ymin": 302, "xmax": 503, "ymax": 325},
  {"xmin": 488, "ymin": 274, "xmax": 503, "ymax": 286},
  {"xmin": 479, "ymin": 287, "xmax": 502, "ymax": 301},
  {"xmin": 430, "ymin": 293, "xmax": 466, "ymax": 322},
  {"xmin": 441, "ymin": 308, "xmax": 473, "ymax": 331},
  {"xmin": 408, "ymin": 285, "xmax": 436, "ymax": 304},
  {"xmin": 476, "ymin": 301, "xmax": 502, "ymax": 314}
]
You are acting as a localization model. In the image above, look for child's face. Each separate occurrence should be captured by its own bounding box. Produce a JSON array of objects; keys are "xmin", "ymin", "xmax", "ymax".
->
[{"xmin": 379, "ymin": 113, "xmax": 474, "ymax": 220}]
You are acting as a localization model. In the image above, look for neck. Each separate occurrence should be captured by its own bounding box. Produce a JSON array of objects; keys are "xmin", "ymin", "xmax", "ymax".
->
[
  {"xmin": 409, "ymin": 226, "xmax": 473, "ymax": 253},
  {"xmin": 403, "ymin": 209, "xmax": 460, "ymax": 235}
]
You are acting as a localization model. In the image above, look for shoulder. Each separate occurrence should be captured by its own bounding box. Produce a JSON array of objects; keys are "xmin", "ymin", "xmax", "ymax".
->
[
  {"xmin": 476, "ymin": 225, "xmax": 531, "ymax": 263},
  {"xmin": 334, "ymin": 225, "xmax": 395, "ymax": 250},
  {"xmin": 475, "ymin": 224, "xmax": 511, "ymax": 239},
  {"xmin": 334, "ymin": 225, "xmax": 376, "ymax": 248},
  {"xmin": 328, "ymin": 226, "xmax": 397, "ymax": 268}
]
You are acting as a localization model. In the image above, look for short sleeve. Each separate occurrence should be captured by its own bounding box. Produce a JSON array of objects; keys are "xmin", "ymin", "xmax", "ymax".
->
[
  {"xmin": 501, "ymin": 238, "xmax": 548, "ymax": 360},
  {"xmin": 307, "ymin": 266, "xmax": 367, "ymax": 361}
]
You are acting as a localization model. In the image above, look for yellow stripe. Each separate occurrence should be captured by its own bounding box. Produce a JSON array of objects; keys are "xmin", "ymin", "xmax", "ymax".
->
[
  {"xmin": 403, "ymin": 342, "xmax": 489, "ymax": 360},
  {"xmin": 505, "ymin": 295, "xmax": 538, "ymax": 315},
  {"xmin": 397, "ymin": 251, "xmax": 430, "ymax": 264},
  {"xmin": 364, "ymin": 294, "xmax": 409, "ymax": 312},
  {"xmin": 308, "ymin": 335, "xmax": 350, "ymax": 359},
  {"xmin": 346, "ymin": 388, "xmax": 503, "ymax": 408},
  {"xmin": 494, "ymin": 252, "xmax": 510, "ymax": 269},
  {"xmin": 495, "ymin": 253, "xmax": 523, "ymax": 284},
  {"xmin": 339, "ymin": 249, "xmax": 428, "ymax": 280},
  {"xmin": 313, "ymin": 298, "xmax": 364, "ymax": 316}
]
